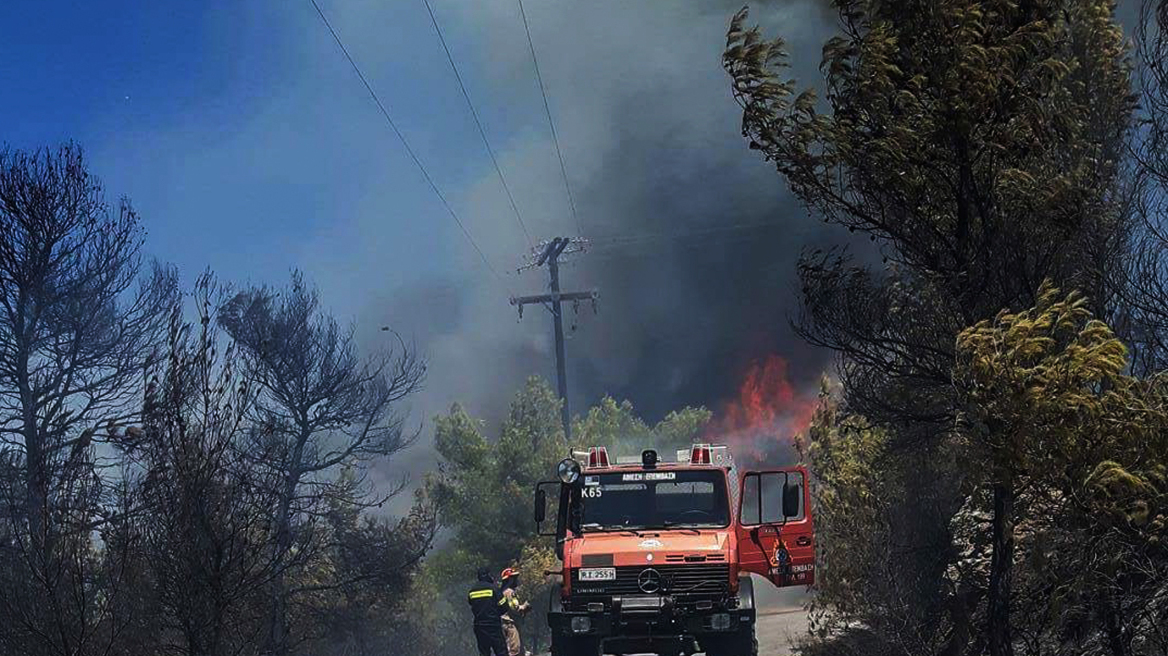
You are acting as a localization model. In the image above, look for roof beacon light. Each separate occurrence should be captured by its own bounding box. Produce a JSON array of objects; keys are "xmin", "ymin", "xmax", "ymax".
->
[
  {"xmin": 690, "ymin": 444, "xmax": 711, "ymax": 465},
  {"xmin": 688, "ymin": 444, "xmax": 732, "ymax": 467},
  {"xmin": 587, "ymin": 446, "xmax": 610, "ymax": 468}
]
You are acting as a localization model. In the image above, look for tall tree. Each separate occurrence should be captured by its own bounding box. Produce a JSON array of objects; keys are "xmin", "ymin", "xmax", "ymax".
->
[
  {"xmin": 0, "ymin": 143, "xmax": 175, "ymax": 656},
  {"xmin": 724, "ymin": 2, "xmax": 1134, "ymax": 653},
  {"xmin": 217, "ymin": 271, "xmax": 424, "ymax": 656},
  {"xmin": 954, "ymin": 282, "xmax": 1168, "ymax": 655}
]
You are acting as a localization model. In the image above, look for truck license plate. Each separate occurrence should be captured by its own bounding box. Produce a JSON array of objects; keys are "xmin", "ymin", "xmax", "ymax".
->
[{"xmin": 578, "ymin": 568, "xmax": 616, "ymax": 581}]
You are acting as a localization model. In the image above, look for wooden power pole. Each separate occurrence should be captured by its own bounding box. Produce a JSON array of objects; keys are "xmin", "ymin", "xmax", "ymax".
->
[{"xmin": 511, "ymin": 237, "xmax": 597, "ymax": 440}]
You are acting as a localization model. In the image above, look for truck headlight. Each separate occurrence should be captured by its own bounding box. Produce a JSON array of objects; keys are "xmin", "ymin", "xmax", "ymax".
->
[
  {"xmin": 558, "ymin": 458, "xmax": 582, "ymax": 484},
  {"xmin": 710, "ymin": 613, "xmax": 732, "ymax": 631},
  {"xmin": 571, "ymin": 617, "xmax": 592, "ymax": 634}
]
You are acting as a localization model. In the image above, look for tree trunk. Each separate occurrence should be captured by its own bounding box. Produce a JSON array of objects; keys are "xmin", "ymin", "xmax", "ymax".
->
[
  {"xmin": 987, "ymin": 481, "xmax": 1015, "ymax": 656},
  {"xmin": 938, "ymin": 584, "xmax": 975, "ymax": 656},
  {"xmin": 267, "ymin": 478, "xmax": 295, "ymax": 656},
  {"xmin": 268, "ymin": 445, "xmax": 305, "ymax": 656},
  {"xmin": 19, "ymin": 359, "xmax": 47, "ymax": 550},
  {"xmin": 1101, "ymin": 590, "xmax": 1128, "ymax": 656},
  {"xmin": 23, "ymin": 423, "xmax": 46, "ymax": 544}
]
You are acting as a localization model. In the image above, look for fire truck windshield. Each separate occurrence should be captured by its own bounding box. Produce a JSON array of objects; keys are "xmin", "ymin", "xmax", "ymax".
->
[{"xmin": 578, "ymin": 469, "xmax": 730, "ymax": 531}]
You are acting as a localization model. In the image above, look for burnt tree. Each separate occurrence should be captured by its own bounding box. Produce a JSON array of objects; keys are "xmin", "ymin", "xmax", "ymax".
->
[
  {"xmin": 217, "ymin": 271, "xmax": 424, "ymax": 656},
  {"xmin": 0, "ymin": 143, "xmax": 175, "ymax": 656},
  {"xmin": 127, "ymin": 274, "xmax": 286, "ymax": 656}
]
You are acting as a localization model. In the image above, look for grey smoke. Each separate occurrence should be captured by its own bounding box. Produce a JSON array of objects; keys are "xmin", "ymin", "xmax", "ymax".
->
[{"xmin": 342, "ymin": 0, "xmax": 851, "ymax": 498}]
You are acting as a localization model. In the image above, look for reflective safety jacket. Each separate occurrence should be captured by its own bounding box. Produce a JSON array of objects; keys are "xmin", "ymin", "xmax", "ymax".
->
[
  {"xmin": 500, "ymin": 588, "xmax": 523, "ymax": 624},
  {"xmin": 467, "ymin": 582, "xmax": 506, "ymax": 626}
]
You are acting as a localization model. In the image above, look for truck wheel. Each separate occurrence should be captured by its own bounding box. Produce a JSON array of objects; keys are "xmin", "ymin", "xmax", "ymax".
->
[
  {"xmin": 702, "ymin": 625, "xmax": 757, "ymax": 656},
  {"xmin": 550, "ymin": 635, "xmax": 602, "ymax": 656}
]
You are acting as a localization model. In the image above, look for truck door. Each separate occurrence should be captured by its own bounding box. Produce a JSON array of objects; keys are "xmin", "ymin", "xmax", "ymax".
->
[{"xmin": 734, "ymin": 467, "xmax": 814, "ymax": 587}]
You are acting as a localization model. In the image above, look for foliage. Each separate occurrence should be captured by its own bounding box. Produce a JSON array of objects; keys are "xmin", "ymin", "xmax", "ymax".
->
[
  {"xmin": 955, "ymin": 282, "xmax": 1136, "ymax": 485},
  {"xmin": 803, "ymin": 378, "xmax": 962, "ymax": 655},
  {"xmin": 127, "ymin": 273, "xmax": 280, "ymax": 656},
  {"xmin": 725, "ymin": 0, "xmax": 1132, "ymax": 311},
  {"xmin": 804, "ymin": 380, "xmax": 892, "ymax": 638},
  {"xmin": 514, "ymin": 542, "xmax": 560, "ymax": 653},
  {"xmin": 294, "ymin": 468, "xmax": 437, "ymax": 656},
  {"xmin": 411, "ymin": 377, "xmax": 568, "ymax": 656},
  {"xmin": 429, "ymin": 380, "xmax": 710, "ymax": 576},
  {"xmin": 574, "ymin": 395, "xmax": 711, "ymax": 458},
  {"xmin": 0, "ymin": 164, "xmax": 431, "ymax": 655},
  {"xmin": 724, "ymin": 0, "xmax": 1134, "ymax": 433},
  {"xmin": 430, "ymin": 377, "xmax": 567, "ymax": 579},
  {"xmin": 803, "ymin": 281, "xmax": 1168, "ymax": 655}
]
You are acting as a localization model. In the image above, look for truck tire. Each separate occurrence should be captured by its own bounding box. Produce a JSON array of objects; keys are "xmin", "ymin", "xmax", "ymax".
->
[
  {"xmin": 550, "ymin": 634, "xmax": 602, "ymax": 656},
  {"xmin": 702, "ymin": 626, "xmax": 757, "ymax": 656}
]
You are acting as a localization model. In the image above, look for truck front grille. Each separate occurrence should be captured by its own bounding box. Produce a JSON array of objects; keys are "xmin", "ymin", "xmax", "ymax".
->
[{"xmin": 572, "ymin": 564, "xmax": 730, "ymax": 601}]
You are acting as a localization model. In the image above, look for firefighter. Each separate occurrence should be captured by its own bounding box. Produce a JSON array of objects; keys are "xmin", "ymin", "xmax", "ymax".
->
[
  {"xmin": 468, "ymin": 566, "xmax": 509, "ymax": 656},
  {"xmin": 499, "ymin": 568, "xmax": 532, "ymax": 656}
]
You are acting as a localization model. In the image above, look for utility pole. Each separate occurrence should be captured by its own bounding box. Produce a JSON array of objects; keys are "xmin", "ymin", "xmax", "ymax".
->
[{"xmin": 511, "ymin": 237, "xmax": 597, "ymax": 440}]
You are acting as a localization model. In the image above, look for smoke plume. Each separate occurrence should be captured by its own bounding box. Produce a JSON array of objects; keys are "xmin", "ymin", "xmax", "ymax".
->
[{"xmin": 340, "ymin": 0, "xmax": 852, "ymax": 492}]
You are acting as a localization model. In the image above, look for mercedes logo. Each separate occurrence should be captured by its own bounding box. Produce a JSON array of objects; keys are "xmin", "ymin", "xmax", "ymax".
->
[{"xmin": 637, "ymin": 568, "xmax": 661, "ymax": 594}]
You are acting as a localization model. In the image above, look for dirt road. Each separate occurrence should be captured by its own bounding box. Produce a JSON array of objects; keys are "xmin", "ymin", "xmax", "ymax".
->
[
  {"xmin": 754, "ymin": 607, "xmax": 808, "ymax": 656},
  {"xmin": 752, "ymin": 577, "xmax": 809, "ymax": 656}
]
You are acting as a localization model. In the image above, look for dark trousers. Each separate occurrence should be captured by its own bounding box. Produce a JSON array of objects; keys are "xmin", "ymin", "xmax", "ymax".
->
[{"xmin": 474, "ymin": 623, "xmax": 508, "ymax": 656}]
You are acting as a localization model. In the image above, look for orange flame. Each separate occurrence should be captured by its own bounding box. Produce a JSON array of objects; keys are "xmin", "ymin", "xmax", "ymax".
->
[{"xmin": 705, "ymin": 355, "xmax": 816, "ymax": 462}]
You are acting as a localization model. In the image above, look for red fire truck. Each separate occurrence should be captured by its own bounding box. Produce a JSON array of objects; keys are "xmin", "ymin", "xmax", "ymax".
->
[{"xmin": 533, "ymin": 444, "xmax": 814, "ymax": 656}]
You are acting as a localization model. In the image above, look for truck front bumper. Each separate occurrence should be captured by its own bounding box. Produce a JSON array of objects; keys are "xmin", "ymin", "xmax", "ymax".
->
[{"xmin": 548, "ymin": 595, "xmax": 754, "ymax": 640}]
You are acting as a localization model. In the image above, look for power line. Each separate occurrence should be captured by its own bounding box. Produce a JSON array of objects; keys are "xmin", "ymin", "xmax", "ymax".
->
[
  {"xmin": 422, "ymin": 0, "xmax": 534, "ymax": 249},
  {"xmin": 308, "ymin": 0, "xmax": 503, "ymax": 281},
  {"xmin": 516, "ymin": 0, "xmax": 581, "ymax": 235},
  {"xmin": 589, "ymin": 221, "xmax": 795, "ymax": 248},
  {"xmin": 585, "ymin": 235, "xmax": 763, "ymax": 263}
]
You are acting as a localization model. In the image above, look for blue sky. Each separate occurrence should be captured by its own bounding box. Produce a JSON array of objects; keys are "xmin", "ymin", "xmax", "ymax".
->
[{"xmin": 0, "ymin": 1, "xmax": 526, "ymax": 293}]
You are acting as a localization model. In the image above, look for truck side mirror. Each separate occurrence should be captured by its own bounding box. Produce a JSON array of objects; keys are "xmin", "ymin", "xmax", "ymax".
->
[
  {"xmin": 534, "ymin": 488, "xmax": 547, "ymax": 524},
  {"xmin": 782, "ymin": 481, "xmax": 802, "ymax": 519}
]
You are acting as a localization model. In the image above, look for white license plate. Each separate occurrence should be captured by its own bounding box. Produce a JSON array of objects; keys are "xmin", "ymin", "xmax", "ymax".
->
[{"xmin": 578, "ymin": 567, "xmax": 616, "ymax": 581}]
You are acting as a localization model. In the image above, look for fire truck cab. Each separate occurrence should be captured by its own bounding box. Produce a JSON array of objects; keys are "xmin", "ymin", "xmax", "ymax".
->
[{"xmin": 533, "ymin": 444, "xmax": 814, "ymax": 656}]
